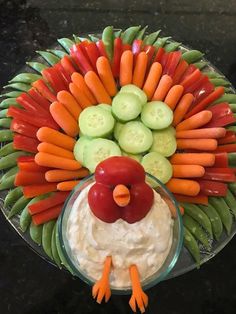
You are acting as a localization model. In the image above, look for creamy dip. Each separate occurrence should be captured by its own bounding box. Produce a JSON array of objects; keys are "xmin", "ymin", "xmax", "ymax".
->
[{"xmin": 67, "ymin": 183, "xmax": 173, "ymax": 288}]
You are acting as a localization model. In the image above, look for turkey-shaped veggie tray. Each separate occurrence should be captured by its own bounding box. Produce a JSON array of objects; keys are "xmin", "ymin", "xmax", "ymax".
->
[{"xmin": 1, "ymin": 26, "xmax": 236, "ymax": 281}]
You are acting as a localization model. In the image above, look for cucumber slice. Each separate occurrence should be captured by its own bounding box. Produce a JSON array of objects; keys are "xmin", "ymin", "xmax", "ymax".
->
[
  {"xmin": 73, "ymin": 136, "xmax": 92, "ymax": 164},
  {"xmin": 112, "ymin": 92, "xmax": 142, "ymax": 122},
  {"xmin": 120, "ymin": 84, "xmax": 147, "ymax": 105},
  {"xmin": 79, "ymin": 106, "xmax": 115, "ymax": 137},
  {"xmin": 150, "ymin": 129, "xmax": 177, "ymax": 157},
  {"xmin": 141, "ymin": 152, "xmax": 172, "ymax": 184},
  {"xmin": 141, "ymin": 101, "xmax": 173, "ymax": 130},
  {"xmin": 118, "ymin": 121, "xmax": 153, "ymax": 154},
  {"xmin": 83, "ymin": 138, "xmax": 121, "ymax": 173},
  {"xmin": 122, "ymin": 151, "xmax": 142, "ymax": 162},
  {"xmin": 98, "ymin": 103, "xmax": 112, "ymax": 112},
  {"xmin": 114, "ymin": 122, "xmax": 125, "ymax": 141}
]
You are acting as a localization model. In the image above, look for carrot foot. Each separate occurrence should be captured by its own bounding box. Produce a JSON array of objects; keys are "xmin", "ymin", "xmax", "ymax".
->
[{"xmin": 92, "ymin": 256, "xmax": 112, "ymax": 304}]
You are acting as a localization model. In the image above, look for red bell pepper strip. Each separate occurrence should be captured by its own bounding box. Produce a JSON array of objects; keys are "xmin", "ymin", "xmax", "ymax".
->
[
  {"xmin": 132, "ymin": 39, "xmax": 143, "ymax": 64},
  {"xmin": 15, "ymin": 171, "xmax": 47, "ymax": 186},
  {"xmin": 163, "ymin": 51, "xmax": 181, "ymax": 76},
  {"xmin": 85, "ymin": 42, "xmax": 100, "ymax": 71},
  {"xmin": 172, "ymin": 59, "xmax": 189, "ymax": 84},
  {"xmin": 17, "ymin": 155, "xmax": 35, "ymax": 163},
  {"xmin": 206, "ymin": 114, "xmax": 235, "ymax": 128},
  {"xmin": 159, "ymin": 52, "xmax": 170, "ymax": 69},
  {"xmin": 70, "ymin": 44, "xmax": 93, "ymax": 75},
  {"xmin": 28, "ymin": 191, "xmax": 69, "ymax": 215},
  {"xmin": 122, "ymin": 44, "xmax": 132, "ymax": 52},
  {"xmin": 208, "ymin": 102, "xmax": 232, "ymax": 118},
  {"xmin": 111, "ymin": 38, "xmax": 123, "ymax": 78},
  {"xmin": 192, "ymin": 80, "xmax": 214, "ymax": 105},
  {"xmin": 143, "ymin": 45, "xmax": 155, "ymax": 65},
  {"xmin": 179, "ymin": 64, "xmax": 197, "ymax": 82},
  {"xmin": 42, "ymin": 67, "xmax": 67, "ymax": 93},
  {"xmin": 32, "ymin": 203, "xmax": 63, "ymax": 225},
  {"xmin": 174, "ymin": 193, "xmax": 208, "ymax": 205},
  {"xmin": 18, "ymin": 160, "xmax": 49, "ymax": 172},
  {"xmin": 23, "ymin": 183, "xmax": 58, "ymax": 198},
  {"xmin": 202, "ymin": 167, "xmax": 236, "ymax": 182},
  {"xmin": 197, "ymin": 179, "xmax": 228, "ymax": 196},
  {"xmin": 218, "ymin": 131, "xmax": 236, "ymax": 145},
  {"xmin": 16, "ymin": 93, "xmax": 49, "ymax": 116},
  {"xmin": 214, "ymin": 144, "xmax": 236, "ymax": 153},
  {"xmin": 180, "ymin": 69, "xmax": 202, "ymax": 90},
  {"xmin": 96, "ymin": 40, "xmax": 109, "ymax": 58},
  {"xmin": 32, "ymin": 79, "xmax": 57, "ymax": 103},
  {"xmin": 13, "ymin": 134, "xmax": 40, "ymax": 153},
  {"xmin": 61, "ymin": 55, "xmax": 77, "ymax": 76},
  {"xmin": 10, "ymin": 119, "xmax": 38, "ymax": 138},
  {"xmin": 54, "ymin": 62, "xmax": 71, "ymax": 86},
  {"xmin": 184, "ymin": 75, "xmax": 208, "ymax": 94},
  {"xmin": 28, "ymin": 88, "xmax": 51, "ymax": 111},
  {"xmin": 214, "ymin": 153, "xmax": 229, "ymax": 167},
  {"xmin": 153, "ymin": 47, "xmax": 165, "ymax": 63}
]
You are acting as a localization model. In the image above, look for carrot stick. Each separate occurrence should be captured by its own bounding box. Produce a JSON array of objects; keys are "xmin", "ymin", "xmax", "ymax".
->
[
  {"xmin": 152, "ymin": 74, "xmax": 173, "ymax": 101},
  {"xmin": 176, "ymin": 110, "xmax": 212, "ymax": 131},
  {"xmin": 50, "ymin": 101, "xmax": 79, "ymax": 137},
  {"xmin": 32, "ymin": 79, "xmax": 57, "ymax": 103},
  {"xmin": 170, "ymin": 153, "xmax": 215, "ymax": 166},
  {"xmin": 172, "ymin": 164, "xmax": 205, "ymax": 178},
  {"xmin": 142, "ymin": 62, "xmax": 162, "ymax": 100},
  {"xmin": 69, "ymin": 82, "xmax": 93, "ymax": 109},
  {"xmin": 71, "ymin": 72, "xmax": 97, "ymax": 104},
  {"xmin": 57, "ymin": 180, "xmax": 80, "ymax": 191},
  {"xmin": 119, "ymin": 50, "xmax": 134, "ymax": 86},
  {"xmin": 173, "ymin": 93, "xmax": 194, "ymax": 126},
  {"xmin": 37, "ymin": 142, "xmax": 75, "ymax": 160},
  {"xmin": 35, "ymin": 152, "xmax": 81, "ymax": 170},
  {"xmin": 15, "ymin": 171, "xmax": 47, "ymax": 186},
  {"xmin": 172, "ymin": 60, "xmax": 189, "ymax": 84},
  {"xmin": 113, "ymin": 184, "xmax": 130, "ymax": 207},
  {"xmin": 32, "ymin": 204, "xmax": 63, "ymax": 225},
  {"xmin": 84, "ymin": 71, "xmax": 112, "ymax": 104},
  {"xmin": 57, "ymin": 90, "xmax": 82, "ymax": 120},
  {"xmin": 166, "ymin": 178, "xmax": 200, "ymax": 196},
  {"xmin": 96, "ymin": 57, "xmax": 117, "ymax": 96},
  {"xmin": 177, "ymin": 139, "xmax": 218, "ymax": 151},
  {"xmin": 174, "ymin": 193, "xmax": 209, "ymax": 205},
  {"xmin": 45, "ymin": 168, "xmax": 89, "ymax": 182},
  {"xmin": 23, "ymin": 183, "xmax": 58, "ymax": 198},
  {"xmin": 185, "ymin": 87, "xmax": 225, "ymax": 118},
  {"xmin": 180, "ymin": 69, "xmax": 202, "ymax": 89},
  {"xmin": 132, "ymin": 52, "xmax": 148, "ymax": 88},
  {"xmin": 37, "ymin": 127, "xmax": 76, "ymax": 151},
  {"xmin": 176, "ymin": 127, "xmax": 226, "ymax": 139},
  {"xmin": 164, "ymin": 85, "xmax": 184, "ymax": 110}
]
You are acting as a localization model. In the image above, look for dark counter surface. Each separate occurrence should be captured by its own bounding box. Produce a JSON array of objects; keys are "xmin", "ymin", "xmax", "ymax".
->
[{"xmin": 1, "ymin": 1, "xmax": 236, "ymax": 313}]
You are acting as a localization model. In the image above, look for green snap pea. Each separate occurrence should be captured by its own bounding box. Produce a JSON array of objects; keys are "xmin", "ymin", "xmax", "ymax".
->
[
  {"xmin": 214, "ymin": 93, "xmax": 236, "ymax": 104},
  {"xmin": 4, "ymin": 186, "xmax": 23, "ymax": 208},
  {"xmin": 121, "ymin": 26, "xmax": 141, "ymax": 45},
  {"xmin": 114, "ymin": 29, "xmax": 122, "ymax": 38},
  {"xmin": 209, "ymin": 197, "xmax": 233, "ymax": 236},
  {"xmin": 0, "ymin": 118, "xmax": 12, "ymax": 128},
  {"xmin": 77, "ymin": 36, "xmax": 90, "ymax": 42},
  {"xmin": 153, "ymin": 36, "xmax": 171, "ymax": 48},
  {"xmin": 51, "ymin": 223, "xmax": 62, "ymax": 268},
  {"xmin": 164, "ymin": 41, "xmax": 182, "ymax": 52},
  {"xmin": 57, "ymin": 37, "xmax": 75, "ymax": 53},
  {"xmin": 30, "ymin": 221, "xmax": 43, "ymax": 245},
  {"xmin": 210, "ymin": 78, "xmax": 230, "ymax": 87},
  {"xmin": 0, "ymin": 109, "xmax": 8, "ymax": 118},
  {"xmin": 199, "ymin": 204, "xmax": 223, "ymax": 240},
  {"xmin": 182, "ymin": 50, "xmax": 204, "ymax": 64},
  {"xmin": 193, "ymin": 61, "xmax": 208, "ymax": 70},
  {"xmin": 0, "ymin": 151, "xmax": 28, "ymax": 170},
  {"xmin": 36, "ymin": 51, "xmax": 60, "ymax": 66},
  {"xmin": 143, "ymin": 30, "xmax": 161, "ymax": 46},
  {"xmin": 72, "ymin": 34, "xmax": 81, "ymax": 44},
  {"xmin": 1, "ymin": 166, "xmax": 18, "ymax": 181},
  {"xmin": 88, "ymin": 34, "xmax": 100, "ymax": 42},
  {"xmin": 8, "ymin": 195, "xmax": 31, "ymax": 218},
  {"xmin": 223, "ymin": 189, "xmax": 236, "ymax": 219},
  {"xmin": 183, "ymin": 214, "xmax": 211, "ymax": 250},
  {"xmin": 26, "ymin": 61, "xmax": 48, "ymax": 73},
  {"xmin": 224, "ymin": 87, "xmax": 234, "ymax": 93},
  {"xmin": 0, "ymin": 130, "xmax": 14, "ymax": 143},
  {"xmin": 203, "ymin": 71, "xmax": 224, "ymax": 79},
  {"xmin": 0, "ymin": 98, "xmax": 18, "ymax": 108},
  {"xmin": 0, "ymin": 142, "xmax": 15, "ymax": 157},
  {"xmin": 47, "ymin": 49, "xmax": 68, "ymax": 58},
  {"xmin": 229, "ymin": 104, "xmax": 236, "ymax": 112},
  {"xmin": 0, "ymin": 174, "xmax": 15, "ymax": 191},
  {"xmin": 9, "ymin": 73, "xmax": 41, "ymax": 84},
  {"xmin": 3, "ymin": 83, "xmax": 31, "ymax": 92},
  {"xmin": 228, "ymin": 153, "xmax": 236, "ymax": 167},
  {"xmin": 182, "ymin": 203, "xmax": 213, "ymax": 238},
  {"xmin": 42, "ymin": 220, "xmax": 56, "ymax": 259},
  {"xmin": 0, "ymin": 91, "xmax": 22, "ymax": 98},
  {"xmin": 184, "ymin": 226, "xmax": 200, "ymax": 267},
  {"xmin": 102, "ymin": 26, "xmax": 114, "ymax": 60},
  {"xmin": 226, "ymin": 126, "xmax": 236, "ymax": 132},
  {"xmin": 136, "ymin": 25, "xmax": 148, "ymax": 40},
  {"xmin": 229, "ymin": 182, "xmax": 236, "ymax": 195}
]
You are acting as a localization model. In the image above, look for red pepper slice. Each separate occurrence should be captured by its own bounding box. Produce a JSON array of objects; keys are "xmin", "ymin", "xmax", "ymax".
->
[
  {"xmin": 54, "ymin": 63, "xmax": 71, "ymax": 87},
  {"xmin": 32, "ymin": 79, "xmax": 57, "ymax": 103},
  {"xmin": 16, "ymin": 93, "xmax": 49, "ymax": 116},
  {"xmin": 70, "ymin": 44, "xmax": 93, "ymax": 75},
  {"xmin": 85, "ymin": 42, "xmax": 100, "ymax": 71},
  {"xmin": 192, "ymin": 80, "xmax": 214, "ymax": 105},
  {"xmin": 214, "ymin": 144, "xmax": 236, "ymax": 153},
  {"xmin": 163, "ymin": 51, "xmax": 181, "ymax": 76},
  {"xmin": 214, "ymin": 153, "xmax": 229, "ymax": 167},
  {"xmin": 218, "ymin": 131, "xmax": 236, "ymax": 145},
  {"xmin": 184, "ymin": 75, "xmax": 208, "ymax": 94},
  {"xmin": 202, "ymin": 167, "xmax": 236, "ymax": 182},
  {"xmin": 17, "ymin": 155, "xmax": 35, "ymax": 163},
  {"xmin": 111, "ymin": 37, "xmax": 123, "ymax": 78},
  {"xmin": 32, "ymin": 203, "xmax": 62, "ymax": 225},
  {"xmin": 159, "ymin": 52, "xmax": 170, "ymax": 69},
  {"xmin": 61, "ymin": 55, "xmax": 77, "ymax": 76},
  {"xmin": 197, "ymin": 179, "xmax": 228, "ymax": 196},
  {"xmin": 13, "ymin": 134, "xmax": 40, "ymax": 153},
  {"xmin": 132, "ymin": 39, "xmax": 143, "ymax": 64},
  {"xmin": 96, "ymin": 40, "xmax": 109, "ymax": 58},
  {"xmin": 42, "ymin": 67, "xmax": 67, "ymax": 93},
  {"xmin": 28, "ymin": 88, "xmax": 51, "ymax": 111},
  {"xmin": 208, "ymin": 102, "xmax": 232, "ymax": 118},
  {"xmin": 10, "ymin": 119, "xmax": 38, "ymax": 138},
  {"xmin": 23, "ymin": 183, "xmax": 58, "ymax": 198},
  {"xmin": 174, "ymin": 193, "xmax": 209, "ymax": 205},
  {"xmin": 122, "ymin": 44, "xmax": 132, "ymax": 52},
  {"xmin": 15, "ymin": 171, "xmax": 47, "ymax": 186},
  {"xmin": 172, "ymin": 59, "xmax": 189, "ymax": 84},
  {"xmin": 153, "ymin": 47, "xmax": 165, "ymax": 63},
  {"xmin": 18, "ymin": 160, "xmax": 49, "ymax": 172},
  {"xmin": 179, "ymin": 64, "xmax": 197, "ymax": 82},
  {"xmin": 204, "ymin": 102, "xmax": 236, "ymax": 128},
  {"xmin": 180, "ymin": 69, "xmax": 202, "ymax": 90},
  {"xmin": 143, "ymin": 45, "xmax": 155, "ymax": 65}
]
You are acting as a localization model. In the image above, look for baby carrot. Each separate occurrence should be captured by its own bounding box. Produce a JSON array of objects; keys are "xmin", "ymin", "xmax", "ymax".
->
[
  {"xmin": 176, "ymin": 110, "xmax": 212, "ymax": 131},
  {"xmin": 172, "ymin": 164, "xmax": 205, "ymax": 178},
  {"xmin": 45, "ymin": 168, "xmax": 89, "ymax": 182},
  {"xmin": 57, "ymin": 90, "xmax": 82, "ymax": 120},
  {"xmin": 35, "ymin": 152, "xmax": 81, "ymax": 170},
  {"xmin": 132, "ymin": 52, "xmax": 148, "ymax": 88},
  {"xmin": 119, "ymin": 50, "xmax": 134, "ymax": 86},
  {"xmin": 37, "ymin": 127, "xmax": 76, "ymax": 151},
  {"xmin": 174, "ymin": 193, "xmax": 209, "ymax": 205},
  {"xmin": 69, "ymin": 82, "xmax": 93, "ymax": 109},
  {"xmin": 152, "ymin": 74, "xmax": 173, "ymax": 101},
  {"xmin": 50, "ymin": 101, "xmax": 79, "ymax": 137},
  {"xmin": 164, "ymin": 85, "xmax": 184, "ymax": 110},
  {"xmin": 172, "ymin": 60, "xmax": 189, "ymax": 84},
  {"xmin": 37, "ymin": 142, "xmax": 75, "ymax": 160},
  {"xmin": 84, "ymin": 71, "xmax": 112, "ymax": 104},
  {"xmin": 96, "ymin": 57, "xmax": 117, "ymax": 96},
  {"xmin": 172, "ymin": 93, "xmax": 194, "ymax": 126},
  {"xmin": 57, "ymin": 180, "xmax": 80, "ymax": 191},
  {"xmin": 180, "ymin": 69, "xmax": 202, "ymax": 89},
  {"xmin": 166, "ymin": 178, "xmax": 200, "ymax": 196},
  {"xmin": 71, "ymin": 72, "xmax": 97, "ymax": 104},
  {"xmin": 170, "ymin": 153, "xmax": 215, "ymax": 166},
  {"xmin": 32, "ymin": 204, "xmax": 62, "ymax": 225},
  {"xmin": 177, "ymin": 139, "xmax": 218, "ymax": 151},
  {"xmin": 142, "ymin": 62, "xmax": 162, "ymax": 100},
  {"xmin": 176, "ymin": 127, "xmax": 226, "ymax": 139}
]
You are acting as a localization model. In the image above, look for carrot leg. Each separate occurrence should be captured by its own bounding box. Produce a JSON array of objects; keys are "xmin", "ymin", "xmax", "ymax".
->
[
  {"xmin": 129, "ymin": 265, "xmax": 148, "ymax": 313},
  {"xmin": 92, "ymin": 256, "xmax": 112, "ymax": 304}
]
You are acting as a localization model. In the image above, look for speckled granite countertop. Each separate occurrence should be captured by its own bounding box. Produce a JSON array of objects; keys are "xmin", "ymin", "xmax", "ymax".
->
[{"xmin": 1, "ymin": 1, "xmax": 236, "ymax": 313}]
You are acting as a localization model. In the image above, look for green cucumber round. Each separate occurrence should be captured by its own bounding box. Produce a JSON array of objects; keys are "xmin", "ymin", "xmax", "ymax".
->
[
  {"xmin": 150, "ymin": 128, "xmax": 177, "ymax": 157},
  {"xmin": 112, "ymin": 92, "xmax": 142, "ymax": 122},
  {"xmin": 120, "ymin": 84, "xmax": 147, "ymax": 105}
]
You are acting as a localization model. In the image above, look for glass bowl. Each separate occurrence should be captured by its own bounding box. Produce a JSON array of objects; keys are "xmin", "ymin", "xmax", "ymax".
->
[{"xmin": 58, "ymin": 173, "xmax": 183, "ymax": 294}]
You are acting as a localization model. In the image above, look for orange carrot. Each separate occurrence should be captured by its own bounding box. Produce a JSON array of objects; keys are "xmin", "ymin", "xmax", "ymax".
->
[
  {"xmin": 57, "ymin": 90, "xmax": 82, "ymax": 120},
  {"xmin": 132, "ymin": 52, "xmax": 148, "ymax": 88},
  {"xmin": 170, "ymin": 153, "xmax": 215, "ymax": 166},
  {"xmin": 84, "ymin": 71, "xmax": 112, "ymax": 104},
  {"xmin": 164, "ymin": 84, "xmax": 184, "ymax": 110},
  {"xmin": 172, "ymin": 164, "xmax": 205, "ymax": 178},
  {"xmin": 119, "ymin": 50, "xmax": 134, "ymax": 86},
  {"xmin": 32, "ymin": 204, "xmax": 63, "ymax": 225},
  {"xmin": 173, "ymin": 93, "xmax": 194, "ymax": 126},
  {"xmin": 176, "ymin": 110, "xmax": 212, "ymax": 131},
  {"xmin": 142, "ymin": 62, "xmax": 162, "ymax": 100},
  {"xmin": 57, "ymin": 180, "xmax": 80, "ymax": 191},
  {"xmin": 23, "ymin": 183, "xmax": 58, "ymax": 198},
  {"xmin": 45, "ymin": 168, "xmax": 89, "ymax": 182},
  {"xmin": 172, "ymin": 60, "xmax": 189, "ymax": 85},
  {"xmin": 152, "ymin": 74, "xmax": 173, "ymax": 101},
  {"xmin": 37, "ymin": 142, "xmax": 75, "ymax": 160},
  {"xmin": 113, "ymin": 184, "xmax": 130, "ymax": 207},
  {"xmin": 37, "ymin": 127, "xmax": 76, "ymax": 151},
  {"xmin": 71, "ymin": 72, "xmax": 97, "ymax": 104},
  {"xmin": 69, "ymin": 82, "xmax": 93, "ymax": 108},
  {"xmin": 177, "ymin": 139, "xmax": 218, "ymax": 151},
  {"xmin": 166, "ymin": 178, "xmax": 200, "ymax": 196},
  {"xmin": 35, "ymin": 152, "xmax": 81, "ymax": 170},
  {"xmin": 174, "ymin": 193, "xmax": 209, "ymax": 205},
  {"xmin": 176, "ymin": 127, "xmax": 226, "ymax": 139},
  {"xmin": 96, "ymin": 57, "xmax": 117, "ymax": 96},
  {"xmin": 180, "ymin": 69, "xmax": 202, "ymax": 89}
]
